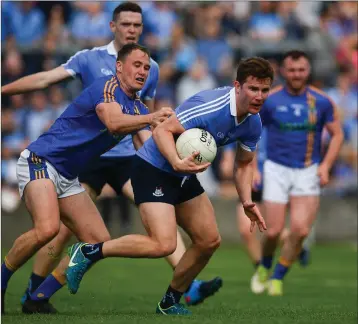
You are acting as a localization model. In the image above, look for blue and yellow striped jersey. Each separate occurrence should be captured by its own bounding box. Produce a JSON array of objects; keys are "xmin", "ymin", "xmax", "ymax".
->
[
  {"xmin": 27, "ymin": 75, "xmax": 149, "ymax": 179},
  {"xmin": 260, "ymin": 85, "xmax": 337, "ymax": 168}
]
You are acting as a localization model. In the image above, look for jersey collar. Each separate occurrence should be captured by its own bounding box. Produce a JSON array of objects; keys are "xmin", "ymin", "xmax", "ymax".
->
[
  {"xmin": 107, "ymin": 41, "xmax": 117, "ymax": 57},
  {"xmin": 230, "ymin": 87, "xmax": 251, "ymax": 126},
  {"xmin": 229, "ymin": 87, "xmax": 239, "ymax": 125}
]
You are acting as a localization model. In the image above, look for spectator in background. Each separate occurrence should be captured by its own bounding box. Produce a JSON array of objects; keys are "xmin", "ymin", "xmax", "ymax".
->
[
  {"xmin": 70, "ymin": 2, "xmax": 112, "ymax": 47},
  {"xmin": 9, "ymin": 2, "xmax": 45, "ymax": 48},
  {"xmin": 195, "ymin": 4, "xmax": 234, "ymax": 83},
  {"xmin": 176, "ymin": 58, "xmax": 216, "ymax": 104},
  {"xmin": 141, "ymin": 2, "xmax": 178, "ymax": 59},
  {"xmin": 24, "ymin": 92, "xmax": 53, "ymax": 142},
  {"xmin": 248, "ymin": 1, "xmax": 285, "ymax": 43},
  {"xmin": 160, "ymin": 23, "xmax": 197, "ymax": 75},
  {"xmin": 326, "ymin": 68, "xmax": 357, "ymax": 120},
  {"xmin": 2, "ymin": 50, "xmax": 24, "ymax": 85}
]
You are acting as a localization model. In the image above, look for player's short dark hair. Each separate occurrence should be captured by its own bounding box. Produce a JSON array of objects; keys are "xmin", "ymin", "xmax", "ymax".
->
[
  {"xmin": 236, "ymin": 57, "xmax": 274, "ymax": 85},
  {"xmin": 117, "ymin": 43, "xmax": 150, "ymax": 62},
  {"xmin": 282, "ymin": 50, "xmax": 310, "ymax": 62},
  {"xmin": 112, "ymin": 2, "xmax": 142, "ymax": 21}
]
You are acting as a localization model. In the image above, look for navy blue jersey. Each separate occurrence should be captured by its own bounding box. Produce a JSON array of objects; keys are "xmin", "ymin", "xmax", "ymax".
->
[
  {"xmin": 137, "ymin": 87, "xmax": 262, "ymax": 176},
  {"xmin": 62, "ymin": 41, "xmax": 159, "ymax": 157},
  {"xmin": 28, "ymin": 76, "xmax": 149, "ymax": 179},
  {"xmin": 260, "ymin": 85, "xmax": 336, "ymax": 168}
]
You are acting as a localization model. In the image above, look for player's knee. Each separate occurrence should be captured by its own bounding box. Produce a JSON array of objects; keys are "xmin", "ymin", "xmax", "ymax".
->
[
  {"xmin": 35, "ymin": 224, "xmax": 60, "ymax": 246},
  {"xmin": 265, "ymin": 228, "xmax": 281, "ymax": 240},
  {"xmin": 239, "ymin": 226, "xmax": 252, "ymax": 243},
  {"xmin": 197, "ymin": 233, "xmax": 221, "ymax": 254},
  {"xmin": 156, "ymin": 238, "xmax": 177, "ymax": 257},
  {"xmin": 291, "ymin": 226, "xmax": 310, "ymax": 240}
]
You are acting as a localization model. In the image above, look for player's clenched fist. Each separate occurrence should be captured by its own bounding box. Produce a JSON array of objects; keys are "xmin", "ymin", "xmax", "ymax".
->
[{"xmin": 150, "ymin": 107, "xmax": 174, "ymax": 128}]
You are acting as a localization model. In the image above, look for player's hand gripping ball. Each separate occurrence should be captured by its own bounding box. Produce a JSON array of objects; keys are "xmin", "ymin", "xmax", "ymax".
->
[{"xmin": 176, "ymin": 128, "xmax": 217, "ymax": 165}]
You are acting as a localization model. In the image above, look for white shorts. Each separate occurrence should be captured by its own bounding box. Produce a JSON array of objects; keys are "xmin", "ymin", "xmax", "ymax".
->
[
  {"xmin": 263, "ymin": 159, "xmax": 320, "ymax": 204},
  {"xmin": 17, "ymin": 149, "xmax": 85, "ymax": 199}
]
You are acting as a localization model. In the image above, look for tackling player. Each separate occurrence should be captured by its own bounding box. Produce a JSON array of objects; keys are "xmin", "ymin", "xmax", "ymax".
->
[
  {"xmin": 65, "ymin": 57, "xmax": 272, "ymax": 315},
  {"xmin": 250, "ymin": 50, "xmax": 343, "ymax": 296},
  {"xmin": 0, "ymin": 43, "xmax": 172, "ymax": 315},
  {"xmin": 2, "ymin": 2, "xmax": 220, "ymax": 313}
]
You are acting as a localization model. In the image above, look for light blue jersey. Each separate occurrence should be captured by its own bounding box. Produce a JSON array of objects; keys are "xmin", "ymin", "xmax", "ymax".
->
[
  {"xmin": 62, "ymin": 41, "xmax": 159, "ymax": 158},
  {"xmin": 137, "ymin": 87, "xmax": 262, "ymax": 176}
]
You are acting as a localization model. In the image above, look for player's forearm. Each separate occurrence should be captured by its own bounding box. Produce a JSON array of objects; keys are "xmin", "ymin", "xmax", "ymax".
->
[
  {"xmin": 321, "ymin": 132, "xmax": 344, "ymax": 170},
  {"xmin": 234, "ymin": 160, "xmax": 254, "ymax": 204},
  {"xmin": 2, "ymin": 72, "xmax": 50, "ymax": 95},
  {"xmin": 110, "ymin": 114, "xmax": 152, "ymax": 135},
  {"xmin": 152, "ymin": 127, "xmax": 181, "ymax": 168}
]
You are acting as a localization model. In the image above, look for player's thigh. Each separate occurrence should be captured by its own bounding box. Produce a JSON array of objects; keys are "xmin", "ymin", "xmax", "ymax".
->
[
  {"xmin": 24, "ymin": 180, "xmax": 61, "ymax": 237},
  {"xmin": 81, "ymin": 182, "xmax": 98, "ymax": 201},
  {"xmin": 176, "ymin": 192, "xmax": 220, "ymax": 249},
  {"xmin": 121, "ymin": 179, "xmax": 134, "ymax": 201},
  {"xmin": 17, "ymin": 150, "xmax": 61, "ymax": 236},
  {"xmin": 58, "ymin": 191, "xmax": 110, "ymax": 243},
  {"xmin": 139, "ymin": 202, "xmax": 177, "ymax": 248},
  {"xmin": 289, "ymin": 195, "xmax": 320, "ymax": 237},
  {"xmin": 263, "ymin": 200, "xmax": 287, "ymax": 236}
]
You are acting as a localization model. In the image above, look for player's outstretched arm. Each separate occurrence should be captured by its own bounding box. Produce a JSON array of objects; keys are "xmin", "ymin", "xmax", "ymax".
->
[
  {"xmin": 132, "ymin": 129, "xmax": 152, "ymax": 150},
  {"xmin": 1, "ymin": 66, "xmax": 71, "ymax": 95},
  {"xmin": 234, "ymin": 147, "xmax": 266, "ymax": 232},
  {"xmin": 152, "ymin": 115, "xmax": 210, "ymax": 174},
  {"xmin": 96, "ymin": 102, "xmax": 173, "ymax": 135}
]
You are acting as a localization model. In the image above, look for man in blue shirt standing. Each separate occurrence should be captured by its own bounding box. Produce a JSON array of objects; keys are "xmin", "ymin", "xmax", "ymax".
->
[
  {"xmin": 1, "ymin": 43, "xmax": 172, "ymax": 315},
  {"xmin": 250, "ymin": 50, "xmax": 343, "ymax": 296},
  {"xmin": 2, "ymin": 2, "xmax": 219, "ymax": 314},
  {"xmin": 65, "ymin": 57, "xmax": 272, "ymax": 315}
]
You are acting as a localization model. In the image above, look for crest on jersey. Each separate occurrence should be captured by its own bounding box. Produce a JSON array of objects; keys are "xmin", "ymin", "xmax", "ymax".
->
[
  {"xmin": 101, "ymin": 68, "xmax": 113, "ymax": 76},
  {"xmin": 291, "ymin": 104, "xmax": 304, "ymax": 116}
]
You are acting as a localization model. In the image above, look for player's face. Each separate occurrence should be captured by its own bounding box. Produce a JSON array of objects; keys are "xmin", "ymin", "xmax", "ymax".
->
[
  {"xmin": 235, "ymin": 77, "xmax": 272, "ymax": 115},
  {"xmin": 281, "ymin": 57, "xmax": 310, "ymax": 92},
  {"xmin": 110, "ymin": 11, "xmax": 143, "ymax": 47},
  {"xmin": 117, "ymin": 49, "xmax": 150, "ymax": 92}
]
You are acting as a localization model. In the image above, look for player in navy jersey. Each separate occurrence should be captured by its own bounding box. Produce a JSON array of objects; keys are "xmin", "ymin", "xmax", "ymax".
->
[
  {"xmin": 250, "ymin": 50, "xmax": 343, "ymax": 296},
  {"xmin": 0, "ymin": 43, "xmax": 173, "ymax": 315},
  {"xmin": 2, "ymin": 2, "xmax": 217, "ymax": 313},
  {"xmin": 65, "ymin": 57, "xmax": 272, "ymax": 315}
]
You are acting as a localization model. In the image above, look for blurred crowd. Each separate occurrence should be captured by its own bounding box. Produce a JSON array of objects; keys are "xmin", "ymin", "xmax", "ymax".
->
[{"xmin": 1, "ymin": 1, "xmax": 357, "ymax": 212}]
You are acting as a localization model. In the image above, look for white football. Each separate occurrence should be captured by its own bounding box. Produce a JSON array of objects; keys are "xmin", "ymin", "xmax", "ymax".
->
[{"xmin": 176, "ymin": 128, "xmax": 217, "ymax": 165}]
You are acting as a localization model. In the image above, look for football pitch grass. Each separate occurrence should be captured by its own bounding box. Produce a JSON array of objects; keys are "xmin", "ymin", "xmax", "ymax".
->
[{"xmin": 2, "ymin": 244, "xmax": 357, "ymax": 324}]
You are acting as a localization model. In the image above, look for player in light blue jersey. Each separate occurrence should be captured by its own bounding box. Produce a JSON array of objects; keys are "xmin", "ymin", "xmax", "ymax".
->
[
  {"xmin": 250, "ymin": 50, "xmax": 343, "ymax": 296},
  {"xmin": 2, "ymin": 2, "xmax": 220, "ymax": 314},
  {"xmin": 65, "ymin": 57, "xmax": 273, "ymax": 315},
  {"xmin": 0, "ymin": 43, "xmax": 174, "ymax": 315}
]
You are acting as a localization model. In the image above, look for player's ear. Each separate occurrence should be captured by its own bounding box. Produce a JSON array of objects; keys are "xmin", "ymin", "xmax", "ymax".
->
[
  {"xmin": 116, "ymin": 61, "xmax": 123, "ymax": 73},
  {"xmin": 109, "ymin": 20, "xmax": 116, "ymax": 33}
]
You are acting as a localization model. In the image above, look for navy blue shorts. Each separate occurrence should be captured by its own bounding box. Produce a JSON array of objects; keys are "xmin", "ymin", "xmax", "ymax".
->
[
  {"xmin": 78, "ymin": 156, "xmax": 134, "ymax": 196},
  {"xmin": 131, "ymin": 156, "xmax": 204, "ymax": 206}
]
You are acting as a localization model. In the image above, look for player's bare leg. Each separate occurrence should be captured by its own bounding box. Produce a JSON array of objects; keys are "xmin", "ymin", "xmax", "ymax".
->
[
  {"xmin": 1, "ymin": 179, "xmax": 60, "ymax": 314},
  {"xmin": 268, "ymin": 196, "xmax": 319, "ymax": 296},
  {"xmin": 237, "ymin": 203, "xmax": 261, "ymax": 267},
  {"xmin": 161, "ymin": 193, "xmax": 221, "ymax": 310},
  {"xmin": 251, "ymin": 201, "xmax": 286, "ymax": 294},
  {"xmin": 22, "ymin": 191, "xmax": 111, "ymax": 312},
  {"xmin": 122, "ymin": 179, "xmax": 188, "ymax": 269}
]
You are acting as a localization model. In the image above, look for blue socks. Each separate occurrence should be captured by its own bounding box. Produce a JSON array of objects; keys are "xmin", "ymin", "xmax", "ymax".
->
[
  {"xmin": 271, "ymin": 257, "xmax": 291, "ymax": 280},
  {"xmin": 1, "ymin": 259, "xmax": 15, "ymax": 291},
  {"xmin": 261, "ymin": 255, "xmax": 273, "ymax": 269},
  {"xmin": 30, "ymin": 273, "xmax": 64, "ymax": 301}
]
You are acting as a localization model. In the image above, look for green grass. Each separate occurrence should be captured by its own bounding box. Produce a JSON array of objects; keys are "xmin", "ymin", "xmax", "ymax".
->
[{"xmin": 2, "ymin": 245, "xmax": 357, "ymax": 324}]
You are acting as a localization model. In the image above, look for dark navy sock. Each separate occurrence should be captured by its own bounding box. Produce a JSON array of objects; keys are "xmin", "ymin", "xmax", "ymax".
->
[
  {"xmin": 30, "ymin": 274, "xmax": 63, "ymax": 301},
  {"xmin": 81, "ymin": 243, "xmax": 104, "ymax": 262},
  {"xmin": 271, "ymin": 257, "xmax": 291, "ymax": 280},
  {"xmin": 28, "ymin": 273, "xmax": 46, "ymax": 294},
  {"xmin": 1, "ymin": 262, "xmax": 15, "ymax": 291},
  {"xmin": 261, "ymin": 255, "xmax": 273, "ymax": 269},
  {"xmin": 160, "ymin": 285, "xmax": 183, "ymax": 309}
]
